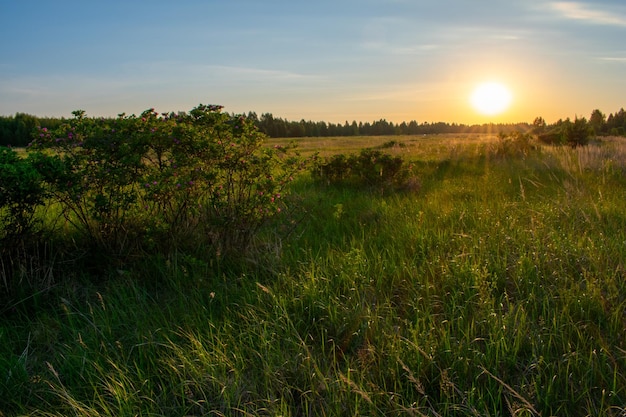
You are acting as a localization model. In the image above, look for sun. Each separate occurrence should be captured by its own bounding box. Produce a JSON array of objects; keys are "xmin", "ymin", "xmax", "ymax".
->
[{"xmin": 470, "ymin": 82, "xmax": 512, "ymax": 116}]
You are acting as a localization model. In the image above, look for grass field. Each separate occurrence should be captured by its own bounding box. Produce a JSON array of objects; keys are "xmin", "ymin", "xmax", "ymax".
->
[{"xmin": 2, "ymin": 134, "xmax": 626, "ymax": 416}]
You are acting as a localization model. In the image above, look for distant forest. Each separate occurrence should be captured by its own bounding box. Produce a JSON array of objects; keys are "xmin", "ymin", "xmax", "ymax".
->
[{"xmin": 1, "ymin": 107, "xmax": 625, "ymax": 147}]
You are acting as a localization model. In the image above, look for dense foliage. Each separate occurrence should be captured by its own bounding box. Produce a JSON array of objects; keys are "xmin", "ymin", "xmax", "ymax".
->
[
  {"xmin": 0, "ymin": 113, "xmax": 65, "ymax": 147},
  {"xmin": 312, "ymin": 148, "xmax": 410, "ymax": 188},
  {"xmin": 27, "ymin": 106, "xmax": 305, "ymax": 255},
  {"xmin": 0, "ymin": 104, "xmax": 307, "ymax": 286},
  {"xmin": 535, "ymin": 116, "xmax": 595, "ymax": 147},
  {"xmin": 0, "ymin": 147, "xmax": 46, "ymax": 237}
]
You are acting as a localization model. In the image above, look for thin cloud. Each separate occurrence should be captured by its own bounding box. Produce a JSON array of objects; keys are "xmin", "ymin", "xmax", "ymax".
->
[
  {"xmin": 360, "ymin": 41, "xmax": 440, "ymax": 55},
  {"xmin": 599, "ymin": 56, "xmax": 626, "ymax": 62},
  {"xmin": 116, "ymin": 61, "xmax": 321, "ymax": 83},
  {"xmin": 206, "ymin": 65, "xmax": 319, "ymax": 82},
  {"xmin": 550, "ymin": 2, "xmax": 626, "ymax": 26}
]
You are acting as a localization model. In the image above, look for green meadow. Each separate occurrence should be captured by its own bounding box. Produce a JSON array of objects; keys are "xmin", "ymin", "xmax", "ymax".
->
[{"xmin": 2, "ymin": 133, "xmax": 626, "ymax": 416}]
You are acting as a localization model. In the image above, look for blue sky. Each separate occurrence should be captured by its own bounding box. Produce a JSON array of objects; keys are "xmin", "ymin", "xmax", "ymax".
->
[{"xmin": 1, "ymin": 1, "xmax": 625, "ymax": 124}]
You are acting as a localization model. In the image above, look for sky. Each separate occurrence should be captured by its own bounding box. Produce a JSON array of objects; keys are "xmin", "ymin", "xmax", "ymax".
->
[{"xmin": 1, "ymin": 1, "xmax": 625, "ymax": 125}]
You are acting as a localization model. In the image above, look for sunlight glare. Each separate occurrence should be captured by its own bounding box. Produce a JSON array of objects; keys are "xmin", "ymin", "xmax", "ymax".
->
[{"xmin": 470, "ymin": 82, "xmax": 512, "ymax": 116}]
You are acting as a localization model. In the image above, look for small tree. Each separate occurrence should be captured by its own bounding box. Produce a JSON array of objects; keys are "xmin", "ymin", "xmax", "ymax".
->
[
  {"xmin": 563, "ymin": 117, "xmax": 593, "ymax": 148},
  {"xmin": 532, "ymin": 116, "xmax": 547, "ymax": 134},
  {"xmin": 589, "ymin": 109, "xmax": 606, "ymax": 135}
]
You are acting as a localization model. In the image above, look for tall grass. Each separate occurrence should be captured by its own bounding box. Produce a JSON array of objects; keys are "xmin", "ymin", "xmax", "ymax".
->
[{"xmin": 2, "ymin": 135, "xmax": 626, "ymax": 416}]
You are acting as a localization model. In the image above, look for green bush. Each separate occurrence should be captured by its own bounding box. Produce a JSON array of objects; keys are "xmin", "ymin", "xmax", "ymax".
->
[
  {"xmin": 494, "ymin": 131, "xmax": 539, "ymax": 157},
  {"xmin": 563, "ymin": 117, "xmax": 593, "ymax": 148},
  {"xmin": 537, "ymin": 118, "xmax": 594, "ymax": 148},
  {"xmin": 0, "ymin": 147, "xmax": 45, "ymax": 238},
  {"xmin": 537, "ymin": 130, "xmax": 564, "ymax": 145},
  {"xmin": 312, "ymin": 153, "xmax": 353, "ymax": 183},
  {"xmin": 0, "ymin": 147, "xmax": 54, "ymax": 304},
  {"xmin": 29, "ymin": 111, "xmax": 147, "ymax": 253},
  {"xmin": 355, "ymin": 149, "xmax": 404, "ymax": 184},
  {"xmin": 312, "ymin": 148, "xmax": 410, "ymax": 188},
  {"xmin": 378, "ymin": 140, "xmax": 406, "ymax": 149},
  {"xmin": 28, "ymin": 105, "xmax": 307, "ymax": 257}
]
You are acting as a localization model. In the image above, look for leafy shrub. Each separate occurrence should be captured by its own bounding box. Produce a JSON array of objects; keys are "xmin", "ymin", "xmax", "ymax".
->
[
  {"xmin": 312, "ymin": 153, "xmax": 353, "ymax": 183},
  {"xmin": 537, "ymin": 118, "xmax": 594, "ymax": 148},
  {"xmin": 312, "ymin": 148, "xmax": 410, "ymax": 188},
  {"xmin": 28, "ymin": 105, "xmax": 307, "ymax": 257},
  {"xmin": 354, "ymin": 149, "xmax": 404, "ymax": 184},
  {"xmin": 563, "ymin": 117, "xmax": 593, "ymax": 148},
  {"xmin": 176, "ymin": 105, "xmax": 307, "ymax": 252},
  {"xmin": 0, "ymin": 147, "xmax": 55, "ymax": 306},
  {"xmin": 537, "ymin": 130, "xmax": 564, "ymax": 145},
  {"xmin": 29, "ymin": 111, "xmax": 148, "ymax": 253},
  {"xmin": 0, "ymin": 147, "xmax": 45, "ymax": 238},
  {"xmin": 493, "ymin": 131, "xmax": 539, "ymax": 157},
  {"xmin": 378, "ymin": 140, "xmax": 406, "ymax": 149}
]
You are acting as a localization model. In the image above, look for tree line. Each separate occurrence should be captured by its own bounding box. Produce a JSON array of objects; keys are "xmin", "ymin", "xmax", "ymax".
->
[
  {"xmin": 1, "ymin": 107, "xmax": 625, "ymax": 146},
  {"xmin": 245, "ymin": 112, "xmax": 533, "ymax": 138},
  {"xmin": 0, "ymin": 113, "xmax": 66, "ymax": 147},
  {"xmin": 249, "ymin": 107, "xmax": 624, "ymax": 138}
]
